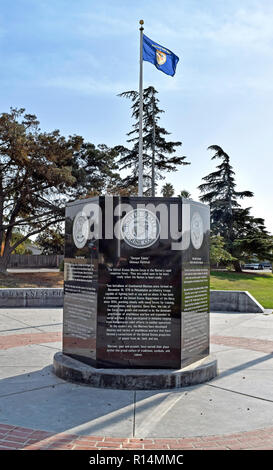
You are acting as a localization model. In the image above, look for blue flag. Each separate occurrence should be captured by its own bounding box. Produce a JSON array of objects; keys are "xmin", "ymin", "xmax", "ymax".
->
[{"xmin": 142, "ymin": 34, "xmax": 179, "ymax": 76}]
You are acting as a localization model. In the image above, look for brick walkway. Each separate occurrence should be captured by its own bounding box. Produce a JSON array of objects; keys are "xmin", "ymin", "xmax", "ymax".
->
[
  {"xmin": 0, "ymin": 423, "xmax": 273, "ymax": 450},
  {"xmin": 210, "ymin": 335, "xmax": 273, "ymax": 354},
  {"xmin": 2, "ymin": 331, "xmax": 273, "ymax": 354},
  {"xmin": 1, "ymin": 329, "xmax": 273, "ymax": 450},
  {"xmin": 0, "ymin": 332, "xmax": 61, "ymax": 350}
]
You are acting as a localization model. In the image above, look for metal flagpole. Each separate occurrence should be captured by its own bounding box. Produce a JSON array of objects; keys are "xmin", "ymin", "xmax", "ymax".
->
[
  {"xmin": 151, "ymin": 91, "xmax": 156, "ymax": 197},
  {"xmin": 138, "ymin": 20, "xmax": 144, "ymax": 197}
]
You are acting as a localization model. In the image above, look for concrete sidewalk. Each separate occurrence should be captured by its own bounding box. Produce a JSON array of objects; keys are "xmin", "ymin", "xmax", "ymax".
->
[{"xmin": 0, "ymin": 307, "xmax": 273, "ymax": 450}]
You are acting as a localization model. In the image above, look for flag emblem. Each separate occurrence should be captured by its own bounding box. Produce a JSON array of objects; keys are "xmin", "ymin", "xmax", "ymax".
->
[
  {"xmin": 156, "ymin": 50, "xmax": 166, "ymax": 66},
  {"xmin": 142, "ymin": 34, "xmax": 179, "ymax": 76}
]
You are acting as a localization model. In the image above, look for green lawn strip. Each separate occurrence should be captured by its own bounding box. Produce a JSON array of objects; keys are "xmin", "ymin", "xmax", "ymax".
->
[
  {"xmin": 1, "ymin": 270, "xmax": 272, "ymax": 308},
  {"xmin": 210, "ymin": 270, "xmax": 273, "ymax": 309}
]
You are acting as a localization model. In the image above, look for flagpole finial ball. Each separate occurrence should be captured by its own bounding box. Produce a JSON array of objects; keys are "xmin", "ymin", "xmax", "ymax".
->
[{"xmin": 139, "ymin": 20, "xmax": 144, "ymax": 25}]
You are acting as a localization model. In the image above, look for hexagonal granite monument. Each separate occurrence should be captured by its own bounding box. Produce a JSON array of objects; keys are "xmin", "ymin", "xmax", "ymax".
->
[{"xmin": 54, "ymin": 196, "xmax": 217, "ymax": 389}]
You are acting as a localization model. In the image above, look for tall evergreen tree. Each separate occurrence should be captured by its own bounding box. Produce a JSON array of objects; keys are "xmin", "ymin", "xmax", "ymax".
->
[
  {"xmin": 198, "ymin": 145, "xmax": 253, "ymax": 238},
  {"xmin": 198, "ymin": 145, "xmax": 273, "ymax": 271},
  {"xmin": 115, "ymin": 86, "xmax": 190, "ymax": 195}
]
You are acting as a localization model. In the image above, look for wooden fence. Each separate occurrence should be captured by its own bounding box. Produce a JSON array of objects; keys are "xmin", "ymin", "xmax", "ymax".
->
[{"xmin": 8, "ymin": 254, "xmax": 64, "ymax": 268}]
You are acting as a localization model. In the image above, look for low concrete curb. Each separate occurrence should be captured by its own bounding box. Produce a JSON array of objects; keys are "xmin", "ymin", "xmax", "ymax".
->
[
  {"xmin": 0, "ymin": 288, "xmax": 63, "ymax": 308},
  {"xmin": 53, "ymin": 352, "xmax": 218, "ymax": 390},
  {"xmin": 210, "ymin": 290, "xmax": 264, "ymax": 313}
]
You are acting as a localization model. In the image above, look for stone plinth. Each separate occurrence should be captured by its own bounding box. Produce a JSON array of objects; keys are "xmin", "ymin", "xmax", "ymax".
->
[{"xmin": 53, "ymin": 351, "xmax": 217, "ymax": 390}]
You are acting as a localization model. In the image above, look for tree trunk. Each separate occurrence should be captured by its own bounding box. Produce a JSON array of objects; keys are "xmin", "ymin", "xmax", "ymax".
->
[
  {"xmin": 233, "ymin": 259, "xmax": 242, "ymax": 273},
  {"xmin": 0, "ymin": 247, "xmax": 12, "ymax": 274},
  {"xmin": 0, "ymin": 257, "xmax": 9, "ymax": 274}
]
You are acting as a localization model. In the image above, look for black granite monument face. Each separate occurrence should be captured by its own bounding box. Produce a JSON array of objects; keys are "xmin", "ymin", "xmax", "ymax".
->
[{"xmin": 63, "ymin": 196, "xmax": 210, "ymax": 369}]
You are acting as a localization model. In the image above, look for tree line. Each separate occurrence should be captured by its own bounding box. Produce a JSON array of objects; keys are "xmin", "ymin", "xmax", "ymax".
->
[
  {"xmin": 0, "ymin": 88, "xmax": 272, "ymax": 273},
  {"xmin": 161, "ymin": 145, "xmax": 273, "ymax": 271}
]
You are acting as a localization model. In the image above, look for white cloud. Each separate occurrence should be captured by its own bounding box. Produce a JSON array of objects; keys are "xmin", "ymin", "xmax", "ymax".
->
[
  {"xmin": 43, "ymin": 75, "xmax": 135, "ymax": 95},
  {"xmin": 146, "ymin": 3, "xmax": 273, "ymax": 55},
  {"xmin": 204, "ymin": 7, "xmax": 273, "ymax": 52}
]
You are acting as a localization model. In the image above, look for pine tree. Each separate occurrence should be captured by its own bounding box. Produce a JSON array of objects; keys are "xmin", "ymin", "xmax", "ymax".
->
[
  {"xmin": 198, "ymin": 145, "xmax": 273, "ymax": 271},
  {"xmin": 198, "ymin": 145, "xmax": 253, "ymax": 238},
  {"xmin": 115, "ymin": 86, "xmax": 190, "ymax": 195}
]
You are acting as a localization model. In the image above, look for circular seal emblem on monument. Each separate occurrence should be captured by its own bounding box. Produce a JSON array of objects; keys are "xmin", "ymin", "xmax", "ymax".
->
[
  {"xmin": 190, "ymin": 212, "xmax": 204, "ymax": 250},
  {"xmin": 72, "ymin": 211, "xmax": 89, "ymax": 249},
  {"xmin": 121, "ymin": 209, "xmax": 160, "ymax": 249}
]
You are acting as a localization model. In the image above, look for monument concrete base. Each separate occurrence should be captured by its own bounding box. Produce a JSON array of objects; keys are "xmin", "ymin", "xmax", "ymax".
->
[{"xmin": 53, "ymin": 352, "xmax": 218, "ymax": 390}]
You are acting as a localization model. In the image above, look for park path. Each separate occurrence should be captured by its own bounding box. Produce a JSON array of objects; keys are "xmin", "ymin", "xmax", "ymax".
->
[{"xmin": 0, "ymin": 308, "xmax": 273, "ymax": 450}]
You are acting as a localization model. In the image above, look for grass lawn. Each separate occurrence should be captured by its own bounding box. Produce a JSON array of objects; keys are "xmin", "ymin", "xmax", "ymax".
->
[
  {"xmin": 1, "ymin": 269, "xmax": 272, "ymax": 309},
  {"xmin": 211, "ymin": 270, "xmax": 273, "ymax": 309}
]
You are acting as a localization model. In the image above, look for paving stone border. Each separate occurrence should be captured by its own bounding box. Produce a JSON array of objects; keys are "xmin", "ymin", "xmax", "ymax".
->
[
  {"xmin": 1, "ymin": 423, "xmax": 273, "ymax": 450},
  {"xmin": 2, "ymin": 331, "xmax": 273, "ymax": 355}
]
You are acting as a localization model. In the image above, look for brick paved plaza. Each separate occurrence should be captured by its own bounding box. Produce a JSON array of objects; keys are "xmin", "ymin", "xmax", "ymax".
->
[{"xmin": 1, "ymin": 308, "xmax": 273, "ymax": 450}]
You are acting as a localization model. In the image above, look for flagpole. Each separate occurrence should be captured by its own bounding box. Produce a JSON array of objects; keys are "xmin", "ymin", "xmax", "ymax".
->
[
  {"xmin": 138, "ymin": 20, "xmax": 144, "ymax": 197},
  {"xmin": 151, "ymin": 92, "xmax": 156, "ymax": 197}
]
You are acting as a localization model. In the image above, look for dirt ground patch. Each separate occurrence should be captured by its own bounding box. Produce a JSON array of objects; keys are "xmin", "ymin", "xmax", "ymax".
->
[{"xmin": 0, "ymin": 271, "xmax": 64, "ymax": 288}]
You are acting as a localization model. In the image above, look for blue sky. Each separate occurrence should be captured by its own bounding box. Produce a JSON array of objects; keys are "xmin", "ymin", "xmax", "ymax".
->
[{"xmin": 1, "ymin": 0, "xmax": 273, "ymax": 233}]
